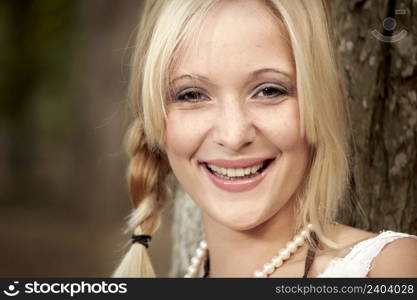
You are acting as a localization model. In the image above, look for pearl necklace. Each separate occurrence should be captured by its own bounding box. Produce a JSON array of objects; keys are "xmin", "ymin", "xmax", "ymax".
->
[{"xmin": 184, "ymin": 224, "xmax": 313, "ymax": 278}]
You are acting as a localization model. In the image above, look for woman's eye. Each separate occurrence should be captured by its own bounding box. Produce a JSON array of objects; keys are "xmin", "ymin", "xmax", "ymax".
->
[
  {"xmin": 255, "ymin": 86, "xmax": 287, "ymax": 99},
  {"xmin": 175, "ymin": 90, "xmax": 208, "ymax": 102}
]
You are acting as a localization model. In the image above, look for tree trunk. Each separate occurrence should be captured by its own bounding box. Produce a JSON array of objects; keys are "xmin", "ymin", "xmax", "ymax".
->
[{"xmin": 331, "ymin": 0, "xmax": 417, "ymax": 233}]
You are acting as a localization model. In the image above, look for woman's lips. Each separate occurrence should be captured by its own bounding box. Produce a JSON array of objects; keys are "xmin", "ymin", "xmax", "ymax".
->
[
  {"xmin": 203, "ymin": 157, "xmax": 272, "ymax": 168},
  {"xmin": 200, "ymin": 158, "xmax": 276, "ymax": 193}
]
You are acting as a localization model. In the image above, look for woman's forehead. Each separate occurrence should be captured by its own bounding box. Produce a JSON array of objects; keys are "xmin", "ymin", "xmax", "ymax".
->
[{"xmin": 171, "ymin": 0, "xmax": 294, "ymax": 83}]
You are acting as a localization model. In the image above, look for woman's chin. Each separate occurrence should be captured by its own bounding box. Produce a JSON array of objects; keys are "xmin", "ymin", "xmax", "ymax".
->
[{"xmin": 217, "ymin": 211, "xmax": 267, "ymax": 232}]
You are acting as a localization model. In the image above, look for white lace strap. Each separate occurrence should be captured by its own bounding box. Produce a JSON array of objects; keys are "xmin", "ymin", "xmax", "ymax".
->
[
  {"xmin": 343, "ymin": 230, "xmax": 417, "ymax": 275},
  {"xmin": 317, "ymin": 230, "xmax": 417, "ymax": 277}
]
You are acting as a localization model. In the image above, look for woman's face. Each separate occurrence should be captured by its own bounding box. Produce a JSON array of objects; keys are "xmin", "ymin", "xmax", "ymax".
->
[{"xmin": 164, "ymin": 0, "xmax": 310, "ymax": 230}]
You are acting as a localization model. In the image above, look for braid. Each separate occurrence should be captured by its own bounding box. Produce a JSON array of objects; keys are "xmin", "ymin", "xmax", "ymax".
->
[{"xmin": 112, "ymin": 119, "xmax": 174, "ymax": 277}]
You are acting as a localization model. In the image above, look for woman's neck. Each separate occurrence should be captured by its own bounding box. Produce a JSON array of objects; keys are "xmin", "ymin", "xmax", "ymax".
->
[{"xmin": 202, "ymin": 198, "xmax": 306, "ymax": 277}]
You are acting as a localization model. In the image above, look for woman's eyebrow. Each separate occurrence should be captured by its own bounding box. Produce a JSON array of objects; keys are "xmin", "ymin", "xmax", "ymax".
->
[
  {"xmin": 171, "ymin": 73, "xmax": 210, "ymax": 85},
  {"xmin": 170, "ymin": 68, "xmax": 292, "ymax": 85},
  {"xmin": 246, "ymin": 68, "xmax": 292, "ymax": 82}
]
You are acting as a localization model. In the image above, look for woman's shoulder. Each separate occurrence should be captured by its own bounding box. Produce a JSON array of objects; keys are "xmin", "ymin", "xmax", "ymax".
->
[
  {"xmin": 367, "ymin": 230, "xmax": 417, "ymax": 277},
  {"xmin": 318, "ymin": 224, "xmax": 417, "ymax": 277},
  {"xmin": 329, "ymin": 224, "xmax": 378, "ymax": 247}
]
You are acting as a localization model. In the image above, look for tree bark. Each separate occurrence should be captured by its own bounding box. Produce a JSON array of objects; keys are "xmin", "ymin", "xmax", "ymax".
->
[{"xmin": 331, "ymin": 0, "xmax": 417, "ymax": 233}]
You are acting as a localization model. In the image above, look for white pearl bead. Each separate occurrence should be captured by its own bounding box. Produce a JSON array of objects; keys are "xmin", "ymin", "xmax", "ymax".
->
[
  {"xmin": 307, "ymin": 223, "xmax": 313, "ymax": 230},
  {"xmin": 191, "ymin": 257, "xmax": 201, "ymax": 266},
  {"xmin": 263, "ymin": 263, "xmax": 275, "ymax": 274},
  {"xmin": 199, "ymin": 240, "xmax": 208, "ymax": 249},
  {"xmin": 187, "ymin": 266, "xmax": 197, "ymax": 274},
  {"xmin": 286, "ymin": 241, "xmax": 297, "ymax": 253},
  {"xmin": 272, "ymin": 256, "xmax": 283, "ymax": 267},
  {"xmin": 279, "ymin": 248, "xmax": 290, "ymax": 260},
  {"xmin": 300, "ymin": 230, "xmax": 308, "ymax": 238},
  {"xmin": 196, "ymin": 248, "xmax": 206, "ymax": 258},
  {"xmin": 254, "ymin": 270, "xmax": 266, "ymax": 278},
  {"xmin": 294, "ymin": 235, "xmax": 304, "ymax": 246}
]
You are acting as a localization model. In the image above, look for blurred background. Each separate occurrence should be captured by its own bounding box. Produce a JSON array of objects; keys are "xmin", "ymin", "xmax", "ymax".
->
[{"xmin": 0, "ymin": 0, "xmax": 172, "ymax": 277}]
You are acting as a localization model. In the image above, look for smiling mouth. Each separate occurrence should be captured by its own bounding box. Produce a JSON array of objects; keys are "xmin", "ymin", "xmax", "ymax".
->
[{"xmin": 201, "ymin": 158, "xmax": 275, "ymax": 180}]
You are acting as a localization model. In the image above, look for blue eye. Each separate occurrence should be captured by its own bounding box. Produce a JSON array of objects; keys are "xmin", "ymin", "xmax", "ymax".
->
[
  {"xmin": 254, "ymin": 86, "xmax": 288, "ymax": 99},
  {"xmin": 176, "ymin": 89, "xmax": 208, "ymax": 102}
]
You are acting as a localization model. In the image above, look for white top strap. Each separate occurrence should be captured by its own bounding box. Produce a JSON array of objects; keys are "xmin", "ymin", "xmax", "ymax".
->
[
  {"xmin": 317, "ymin": 230, "xmax": 417, "ymax": 277},
  {"xmin": 344, "ymin": 231, "xmax": 415, "ymax": 262}
]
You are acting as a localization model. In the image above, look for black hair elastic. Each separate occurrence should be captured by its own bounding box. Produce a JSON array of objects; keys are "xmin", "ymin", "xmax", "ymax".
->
[{"xmin": 131, "ymin": 234, "xmax": 152, "ymax": 248}]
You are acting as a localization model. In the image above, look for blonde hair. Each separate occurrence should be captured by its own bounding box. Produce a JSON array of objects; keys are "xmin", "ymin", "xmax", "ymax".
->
[{"xmin": 112, "ymin": 0, "xmax": 348, "ymax": 277}]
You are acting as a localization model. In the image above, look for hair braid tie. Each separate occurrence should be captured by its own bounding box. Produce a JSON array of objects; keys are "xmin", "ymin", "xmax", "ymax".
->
[{"xmin": 131, "ymin": 234, "xmax": 152, "ymax": 248}]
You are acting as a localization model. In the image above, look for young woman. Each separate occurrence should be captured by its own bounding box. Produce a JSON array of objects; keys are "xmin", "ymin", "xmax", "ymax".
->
[{"xmin": 112, "ymin": 0, "xmax": 417, "ymax": 278}]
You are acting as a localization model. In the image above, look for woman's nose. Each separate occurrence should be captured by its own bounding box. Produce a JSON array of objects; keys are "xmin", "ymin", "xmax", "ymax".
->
[{"xmin": 212, "ymin": 101, "xmax": 256, "ymax": 151}]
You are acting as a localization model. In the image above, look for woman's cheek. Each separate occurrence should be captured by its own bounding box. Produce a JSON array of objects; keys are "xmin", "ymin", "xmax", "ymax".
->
[
  {"xmin": 253, "ymin": 101, "xmax": 301, "ymax": 150},
  {"xmin": 165, "ymin": 109, "xmax": 210, "ymax": 156}
]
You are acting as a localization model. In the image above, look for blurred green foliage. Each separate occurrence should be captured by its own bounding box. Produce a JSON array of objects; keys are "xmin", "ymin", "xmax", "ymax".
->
[{"xmin": 0, "ymin": 0, "xmax": 78, "ymax": 205}]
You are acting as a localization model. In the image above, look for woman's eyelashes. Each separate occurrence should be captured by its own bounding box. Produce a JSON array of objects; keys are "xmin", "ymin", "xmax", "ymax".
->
[
  {"xmin": 253, "ymin": 84, "xmax": 289, "ymax": 99},
  {"xmin": 175, "ymin": 88, "xmax": 209, "ymax": 102},
  {"xmin": 172, "ymin": 83, "xmax": 292, "ymax": 103}
]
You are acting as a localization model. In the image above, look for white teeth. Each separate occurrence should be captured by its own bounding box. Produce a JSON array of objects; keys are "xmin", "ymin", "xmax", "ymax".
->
[
  {"xmin": 207, "ymin": 163, "xmax": 264, "ymax": 178},
  {"xmin": 236, "ymin": 169, "xmax": 244, "ymax": 176}
]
